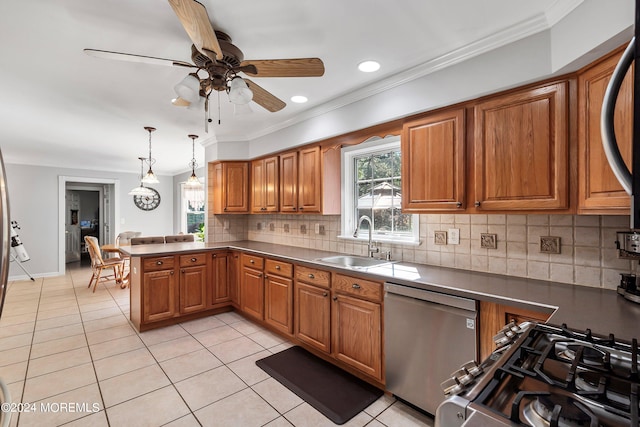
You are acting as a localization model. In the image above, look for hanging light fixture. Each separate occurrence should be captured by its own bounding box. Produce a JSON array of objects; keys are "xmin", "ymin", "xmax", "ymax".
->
[
  {"xmin": 228, "ymin": 76, "xmax": 253, "ymax": 105},
  {"xmin": 185, "ymin": 134, "xmax": 202, "ymax": 188},
  {"xmin": 128, "ymin": 157, "xmax": 155, "ymax": 196},
  {"xmin": 141, "ymin": 126, "xmax": 159, "ymax": 184}
]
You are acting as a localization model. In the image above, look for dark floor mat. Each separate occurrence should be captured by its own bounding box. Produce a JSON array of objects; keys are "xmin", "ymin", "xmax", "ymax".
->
[{"xmin": 256, "ymin": 346, "xmax": 383, "ymax": 425}]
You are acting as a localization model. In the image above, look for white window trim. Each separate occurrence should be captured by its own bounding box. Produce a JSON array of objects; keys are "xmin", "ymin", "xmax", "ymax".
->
[
  {"xmin": 180, "ymin": 181, "xmax": 205, "ymax": 235},
  {"xmin": 339, "ymin": 136, "xmax": 420, "ymax": 245}
]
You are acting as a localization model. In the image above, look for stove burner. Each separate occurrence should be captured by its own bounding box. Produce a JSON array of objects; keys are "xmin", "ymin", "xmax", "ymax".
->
[
  {"xmin": 522, "ymin": 394, "xmax": 596, "ymax": 427},
  {"xmin": 557, "ymin": 344, "xmax": 608, "ymax": 368}
]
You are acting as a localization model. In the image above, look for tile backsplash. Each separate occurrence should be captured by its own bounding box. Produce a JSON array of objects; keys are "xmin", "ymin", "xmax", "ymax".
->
[{"xmin": 208, "ymin": 213, "xmax": 634, "ymax": 290}]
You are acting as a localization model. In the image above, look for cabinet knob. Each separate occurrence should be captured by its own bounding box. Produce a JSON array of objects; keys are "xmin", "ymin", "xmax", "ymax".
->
[
  {"xmin": 212, "ymin": 254, "xmax": 217, "ymax": 258},
  {"xmin": 181, "ymin": 269, "xmax": 185, "ymax": 273},
  {"xmin": 293, "ymin": 207, "xmax": 297, "ymax": 211},
  {"xmin": 250, "ymin": 259, "xmax": 255, "ymax": 264},
  {"xmin": 190, "ymin": 257, "xmax": 197, "ymax": 262},
  {"xmin": 308, "ymin": 273, "xmax": 315, "ymax": 279},
  {"xmin": 170, "ymin": 271, "xmax": 174, "ymax": 275},
  {"xmin": 456, "ymin": 201, "xmax": 462, "ymax": 208},
  {"xmin": 258, "ymin": 273, "xmax": 263, "ymax": 278},
  {"xmin": 474, "ymin": 201, "xmax": 481, "ymax": 207},
  {"xmin": 323, "ymin": 292, "xmax": 328, "ymax": 297},
  {"xmin": 156, "ymin": 261, "xmax": 163, "ymax": 265},
  {"xmin": 352, "ymin": 283, "xmax": 361, "ymax": 289},
  {"xmin": 264, "ymin": 275, "xmax": 269, "ymax": 279},
  {"xmin": 224, "ymin": 207, "xmax": 228, "ymax": 212},
  {"xmin": 275, "ymin": 265, "xmax": 281, "ymax": 270},
  {"xmin": 332, "ymin": 296, "xmax": 338, "ymax": 301},
  {"xmin": 299, "ymin": 207, "xmax": 304, "ymax": 210}
]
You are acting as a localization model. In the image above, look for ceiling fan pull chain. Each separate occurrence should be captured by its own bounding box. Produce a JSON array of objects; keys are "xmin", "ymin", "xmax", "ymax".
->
[
  {"xmin": 204, "ymin": 95, "xmax": 209, "ymax": 133},
  {"xmin": 217, "ymin": 90, "xmax": 221, "ymax": 125}
]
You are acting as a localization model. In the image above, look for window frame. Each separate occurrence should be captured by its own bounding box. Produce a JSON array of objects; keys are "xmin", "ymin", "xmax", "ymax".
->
[
  {"xmin": 179, "ymin": 181, "xmax": 205, "ymax": 237},
  {"xmin": 340, "ymin": 136, "xmax": 420, "ymax": 245}
]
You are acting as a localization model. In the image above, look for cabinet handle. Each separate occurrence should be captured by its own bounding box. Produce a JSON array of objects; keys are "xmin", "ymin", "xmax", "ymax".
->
[
  {"xmin": 156, "ymin": 261, "xmax": 163, "ymax": 265},
  {"xmin": 474, "ymin": 201, "xmax": 481, "ymax": 207},
  {"xmin": 456, "ymin": 201, "xmax": 462, "ymax": 208},
  {"xmin": 250, "ymin": 259, "xmax": 255, "ymax": 264},
  {"xmin": 212, "ymin": 254, "xmax": 217, "ymax": 258},
  {"xmin": 308, "ymin": 273, "xmax": 315, "ymax": 279},
  {"xmin": 352, "ymin": 283, "xmax": 361, "ymax": 289},
  {"xmin": 323, "ymin": 292, "xmax": 328, "ymax": 297},
  {"xmin": 190, "ymin": 257, "xmax": 197, "ymax": 262},
  {"xmin": 181, "ymin": 269, "xmax": 185, "ymax": 273},
  {"xmin": 258, "ymin": 273, "xmax": 263, "ymax": 278},
  {"xmin": 299, "ymin": 207, "xmax": 304, "ymax": 210},
  {"xmin": 332, "ymin": 296, "xmax": 338, "ymax": 301},
  {"xmin": 293, "ymin": 207, "xmax": 297, "ymax": 211},
  {"xmin": 224, "ymin": 207, "xmax": 228, "ymax": 212},
  {"xmin": 170, "ymin": 271, "xmax": 174, "ymax": 275},
  {"xmin": 275, "ymin": 265, "xmax": 281, "ymax": 270}
]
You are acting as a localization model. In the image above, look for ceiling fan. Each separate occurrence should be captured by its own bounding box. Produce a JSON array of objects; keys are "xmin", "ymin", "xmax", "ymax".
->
[{"xmin": 84, "ymin": 0, "xmax": 325, "ymax": 129}]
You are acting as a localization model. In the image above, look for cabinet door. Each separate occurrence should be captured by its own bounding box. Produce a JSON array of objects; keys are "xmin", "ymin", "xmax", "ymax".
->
[
  {"xmin": 264, "ymin": 274, "xmax": 293, "ymax": 335},
  {"xmin": 402, "ymin": 108, "xmax": 465, "ymax": 211},
  {"xmin": 143, "ymin": 270, "xmax": 177, "ymax": 323},
  {"xmin": 295, "ymin": 281, "xmax": 331, "ymax": 353},
  {"xmin": 297, "ymin": 146, "xmax": 322, "ymax": 213},
  {"xmin": 473, "ymin": 81, "xmax": 569, "ymax": 210},
  {"xmin": 279, "ymin": 151, "xmax": 298, "ymax": 212},
  {"xmin": 264, "ymin": 156, "xmax": 279, "ymax": 212},
  {"xmin": 210, "ymin": 252, "xmax": 230, "ymax": 306},
  {"xmin": 179, "ymin": 265, "xmax": 207, "ymax": 314},
  {"xmin": 332, "ymin": 294, "xmax": 382, "ymax": 381},
  {"xmin": 578, "ymin": 49, "xmax": 633, "ymax": 213},
  {"xmin": 228, "ymin": 252, "xmax": 240, "ymax": 308},
  {"xmin": 240, "ymin": 266, "xmax": 264, "ymax": 320},
  {"xmin": 251, "ymin": 159, "xmax": 265, "ymax": 213}
]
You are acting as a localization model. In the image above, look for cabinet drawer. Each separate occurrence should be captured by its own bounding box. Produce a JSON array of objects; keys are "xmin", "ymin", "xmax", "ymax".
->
[
  {"xmin": 179, "ymin": 253, "xmax": 207, "ymax": 267},
  {"xmin": 242, "ymin": 253, "xmax": 264, "ymax": 269},
  {"xmin": 295, "ymin": 266, "xmax": 330, "ymax": 288},
  {"xmin": 265, "ymin": 259, "xmax": 293, "ymax": 278},
  {"xmin": 333, "ymin": 274, "xmax": 382, "ymax": 301},
  {"xmin": 143, "ymin": 256, "xmax": 175, "ymax": 272}
]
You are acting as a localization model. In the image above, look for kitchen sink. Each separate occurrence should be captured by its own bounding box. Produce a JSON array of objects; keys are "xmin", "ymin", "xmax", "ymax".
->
[{"xmin": 316, "ymin": 255, "xmax": 393, "ymax": 269}]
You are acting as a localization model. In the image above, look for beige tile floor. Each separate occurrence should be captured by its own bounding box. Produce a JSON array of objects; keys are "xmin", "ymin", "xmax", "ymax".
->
[{"xmin": 0, "ymin": 262, "xmax": 434, "ymax": 427}]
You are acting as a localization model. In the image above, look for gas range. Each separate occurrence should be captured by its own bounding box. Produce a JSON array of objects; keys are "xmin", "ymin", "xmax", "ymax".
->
[{"xmin": 436, "ymin": 322, "xmax": 639, "ymax": 427}]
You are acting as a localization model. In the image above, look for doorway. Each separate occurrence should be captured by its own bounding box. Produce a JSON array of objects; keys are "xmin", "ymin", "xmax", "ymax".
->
[{"xmin": 58, "ymin": 176, "xmax": 120, "ymax": 274}]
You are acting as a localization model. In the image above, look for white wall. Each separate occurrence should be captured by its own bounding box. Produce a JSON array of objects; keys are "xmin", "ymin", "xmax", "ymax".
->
[{"xmin": 5, "ymin": 163, "xmax": 174, "ymax": 278}]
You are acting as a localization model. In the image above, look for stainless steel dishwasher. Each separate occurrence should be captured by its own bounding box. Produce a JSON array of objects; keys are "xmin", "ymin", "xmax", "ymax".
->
[{"xmin": 384, "ymin": 282, "xmax": 477, "ymax": 416}]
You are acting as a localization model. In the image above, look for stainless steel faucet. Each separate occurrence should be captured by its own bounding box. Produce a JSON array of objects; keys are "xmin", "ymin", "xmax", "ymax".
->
[{"xmin": 353, "ymin": 215, "xmax": 379, "ymax": 258}]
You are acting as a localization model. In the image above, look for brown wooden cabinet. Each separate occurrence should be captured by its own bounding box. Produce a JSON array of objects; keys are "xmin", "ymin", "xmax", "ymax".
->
[
  {"xmin": 178, "ymin": 253, "xmax": 208, "ymax": 315},
  {"xmin": 240, "ymin": 254, "xmax": 265, "ymax": 321},
  {"xmin": 294, "ymin": 265, "xmax": 332, "ymax": 353},
  {"xmin": 473, "ymin": 81, "xmax": 570, "ymax": 211},
  {"xmin": 578, "ymin": 47, "xmax": 633, "ymax": 214},
  {"xmin": 228, "ymin": 252, "xmax": 240, "ymax": 309},
  {"xmin": 478, "ymin": 300, "xmax": 551, "ymax": 360},
  {"xmin": 331, "ymin": 273, "xmax": 383, "ymax": 381},
  {"xmin": 143, "ymin": 268, "xmax": 177, "ymax": 323},
  {"xmin": 209, "ymin": 161, "xmax": 249, "ymax": 214},
  {"xmin": 251, "ymin": 156, "xmax": 279, "ymax": 213},
  {"xmin": 401, "ymin": 108, "xmax": 466, "ymax": 211},
  {"xmin": 210, "ymin": 251, "xmax": 230, "ymax": 307},
  {"xmin": 264, "ymin": 259, "xmax": 294, "ymax": 336},
  {"xmin": 279, "ymin": 145, "xmax": 341, "ymax": 214}
]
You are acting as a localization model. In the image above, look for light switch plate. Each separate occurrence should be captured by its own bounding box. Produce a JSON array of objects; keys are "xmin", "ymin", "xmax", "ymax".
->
[{"xmin": 448, "ymin": 228, "xmax": 460, "ymax": 245}]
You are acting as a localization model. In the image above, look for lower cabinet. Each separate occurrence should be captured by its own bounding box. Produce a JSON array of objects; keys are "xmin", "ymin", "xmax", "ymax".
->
[
  {"xmin": 264, "ymin": 259, "xmax": 294, "ymax": 336},
  {"xmin": 210, "ymin": 251, "xmax": 230, "ymax": 306},
  {"xmin": 179, "ymin": 253, "xmax": 208, "ymax": 315},
  {"xmin": 143, "ymin": 268, "xmax": 177, "ymax": 323},
  {"xmin": 295, "ymin": 281, "xmax": 331, "ymax": 353},
  {"xmin": 228, "ymin": 252, "xmax": 240, "ymax": 308},
  {"xmin": 479, "ymin": 300, "xmax": 551, "ymax": 360},
  {"xmin": 240, "ymin": 254, "xmax": 265, "ymax": 321}
]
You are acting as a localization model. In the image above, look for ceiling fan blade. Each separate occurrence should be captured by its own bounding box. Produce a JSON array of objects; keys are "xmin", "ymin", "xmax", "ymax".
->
[
  {"xmin": 168, "ymin": 0, "xmax": 223, "ymax": 61},
  {"xmin": 239, "ymin": 58, "xmax": 325, "ymax": 77},
  {"xmin": 84, "ymin": 49, "xmax": 195, "ymax": 68},
  {"xmin": 244, "ymin": 79, "xmax": 286, "ymax": 112}
]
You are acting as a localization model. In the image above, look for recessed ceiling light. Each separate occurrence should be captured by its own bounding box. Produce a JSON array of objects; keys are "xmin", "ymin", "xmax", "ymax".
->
[
  {"xmin": 291, "ymin": 95, "xmax": 308, "ymax": 103},
  {"xmin": 358, "ymin": 60, "xmax": 380, "ymax": 72}
]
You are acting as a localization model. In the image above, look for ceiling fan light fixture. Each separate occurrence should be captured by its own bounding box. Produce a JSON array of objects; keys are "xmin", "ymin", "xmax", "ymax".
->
[
  {"xmin": 291, "ymin": 95, "xmax": 308, "ymax": 103},
  {"xmin": 174, "ymin": 74, "xmax": 201, "ymax": 103},
  {"xmin": 358, "ymin": 60, "xmax": 380, "ymax": 73},
  {"xmin": 228, "ymin": 77, "xmax": 253, "ymax": 105}
]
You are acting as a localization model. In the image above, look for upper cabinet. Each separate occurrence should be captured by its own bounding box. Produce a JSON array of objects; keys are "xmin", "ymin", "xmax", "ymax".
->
[
  {"xmin": 473, "ymin": 81, "xmax": 570, "ymax": 211},
  {"xmin": 251, "ymin": 156, "xmax": 279, "ymax": 213},
  {"xmin": 209, "ymin": 161, "xmax": 250, "ymax": 214},
  {"xmin": 401, "ymin": 108, "xmax": 466, "ymax": 211},
  {"xmin": 577, "ymin": 47, "xmax": 633, "ymax": 214},
  {"xmin": 279, "ymin": 145, "xmax": 341, "ymax": 214}
]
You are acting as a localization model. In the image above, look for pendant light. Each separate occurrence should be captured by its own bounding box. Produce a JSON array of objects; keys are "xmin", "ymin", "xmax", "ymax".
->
[
  {"xmin": 185, "ymin": 134, "xmax": 202, "ymax": 188},
  {"xmin": 128, "ymin": 157, "xmax": 155, "ymax": 196},
  {"xmin": 141, "ymin": 126, "xmax": 159, "ymax": 184}
]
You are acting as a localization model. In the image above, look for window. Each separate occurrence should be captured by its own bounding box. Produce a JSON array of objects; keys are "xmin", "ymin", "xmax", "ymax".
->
[
  {"xmin": 341, "ymin": 136, "xmax": 419, "ymax": 244},
  {"xmin": 180, "ymin": 183, "xmax": 205, "ymax": 240}
]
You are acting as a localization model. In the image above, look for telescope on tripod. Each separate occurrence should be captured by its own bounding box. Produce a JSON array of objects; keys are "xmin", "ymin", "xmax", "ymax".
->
[{"xmin": 9, "ymin": 221, "xmax": 34, "ymax": 281}]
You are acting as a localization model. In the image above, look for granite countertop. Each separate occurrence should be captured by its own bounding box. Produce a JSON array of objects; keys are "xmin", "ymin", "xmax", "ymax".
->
[{"xmin": 122, "ymin": 240, "xmax": 640, "ymax": 342}]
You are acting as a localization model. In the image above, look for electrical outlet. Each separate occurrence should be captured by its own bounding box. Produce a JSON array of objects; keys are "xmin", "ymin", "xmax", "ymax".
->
[
  {"xmin": 448, "ymin": 228, "xmax": 460, "ymax": 245},
  {"xmin": 284, "ymin": 224, "xmax": 290, "ymax": 233},
  {"xmin": 318, "ymin": 225, "xmax": 325, "ymax": 235},
  {"xmin": 314, "ymin": 223, "xmax": 320, "ymax": 234},
  {"xmin": 223, "ymin": 220, "xmax": 229, "ymax": 230},
  {"xmin": 300, "ymin": 224, "xmax": 307, "ymax": 234},
  {"xmin": 269, "ymin": 223, "xmax": 275, "ymax": 231}
]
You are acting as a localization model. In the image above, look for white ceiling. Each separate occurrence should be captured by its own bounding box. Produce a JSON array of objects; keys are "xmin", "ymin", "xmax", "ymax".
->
[{"xmin": 0, "ymin": 0, "xmax": 582, "ymax": 176}]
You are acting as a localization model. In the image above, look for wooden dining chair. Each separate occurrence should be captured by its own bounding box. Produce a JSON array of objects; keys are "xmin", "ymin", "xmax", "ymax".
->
[{"xmin": 84, "ymin": 236, "xmax": 124, "ymax": 293}]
